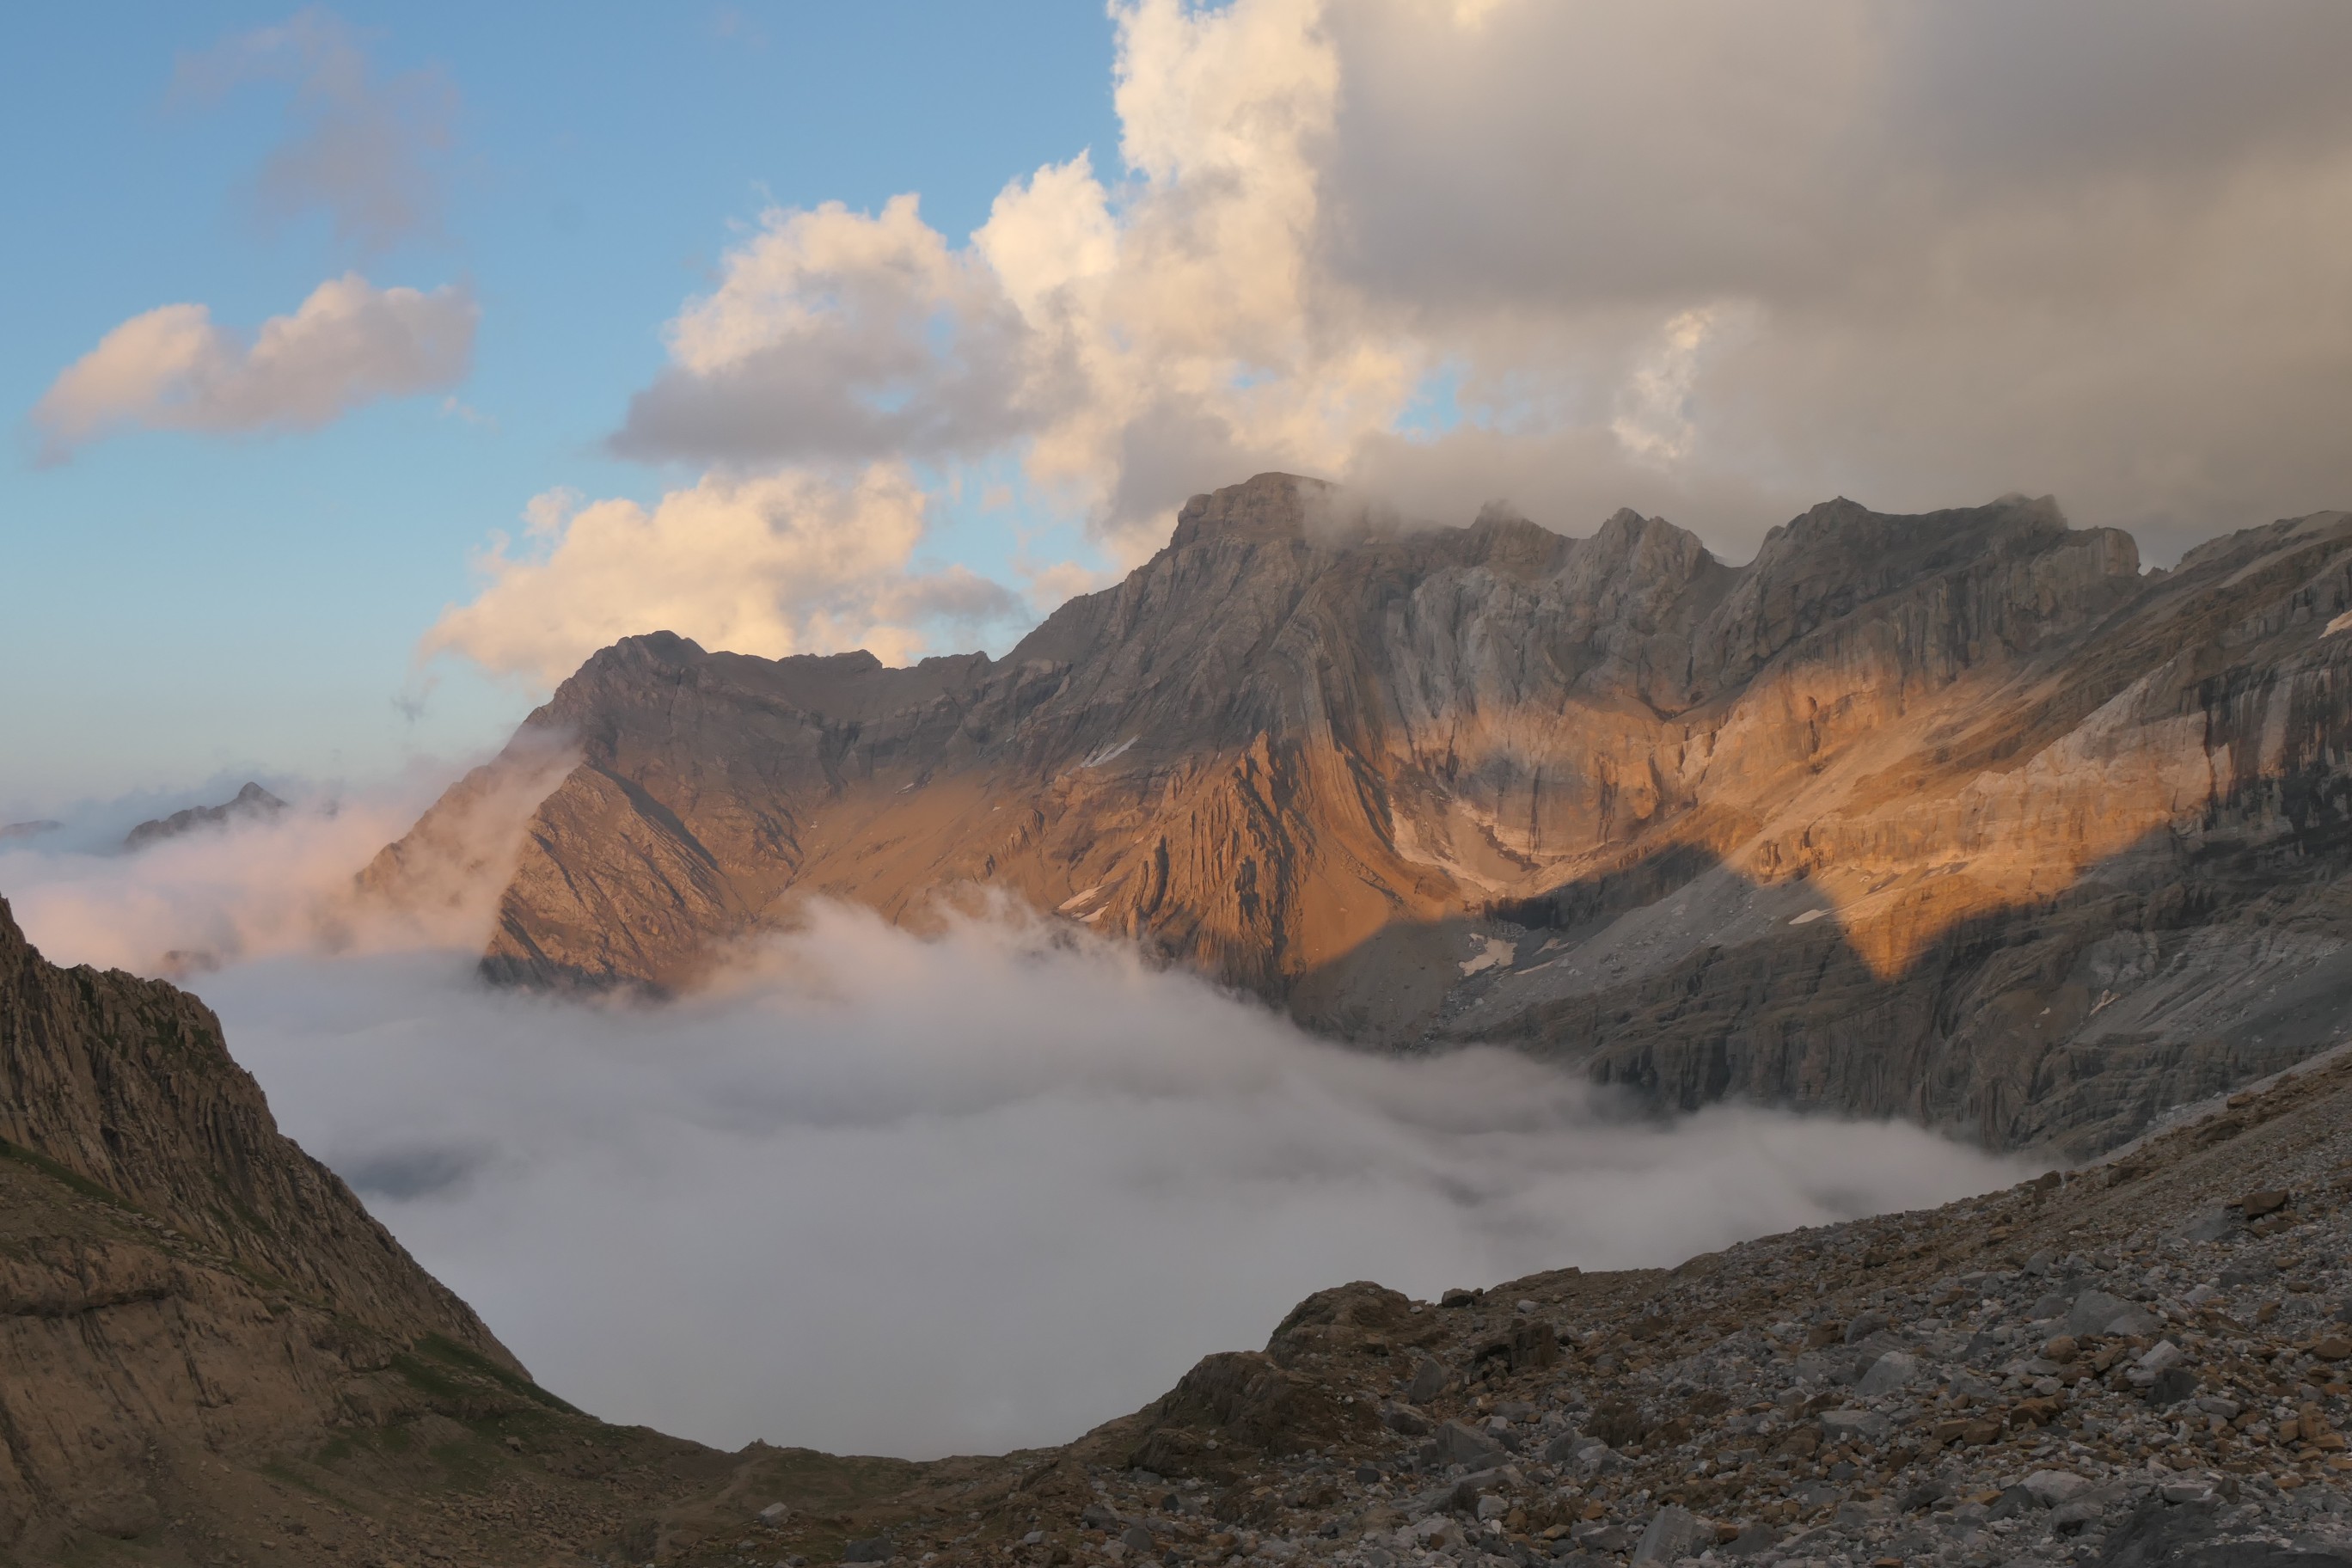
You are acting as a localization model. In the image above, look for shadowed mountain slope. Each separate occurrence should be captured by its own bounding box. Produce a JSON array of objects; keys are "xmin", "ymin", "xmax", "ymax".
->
[
  {"xmin": 0, "ymin": 892, "xmax": 530, "ymax": 1548},
  {"xmin": 0, "ymin": 895, "xmax": 1028, "ymax": 1563},
  {"xmin": 369, "ymin": 475, "xmax": 2352, "ymax": 1152}
]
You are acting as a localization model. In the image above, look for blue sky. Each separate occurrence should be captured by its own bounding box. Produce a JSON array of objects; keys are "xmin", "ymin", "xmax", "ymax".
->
[
  {"xmin": 0, "ymin": 3, "xmax": 1119, "ymax": 812},
  {"xmin": 10, "ymin": 1, "xmax": 2352, "ymax": 818}
]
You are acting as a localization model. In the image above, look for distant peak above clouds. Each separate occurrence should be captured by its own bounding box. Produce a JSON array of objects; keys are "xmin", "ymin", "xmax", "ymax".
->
[{"xmin": 123, "ymin": 781, "xmax": 289, "ymax": 852}]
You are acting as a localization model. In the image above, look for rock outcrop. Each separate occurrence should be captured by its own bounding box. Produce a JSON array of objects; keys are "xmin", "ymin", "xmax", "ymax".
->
[
  {"xmin": 0, "ymin": 893, "xmax": 536, "ymax": 1552},
  {"xmin": 370, "ymin": 474, "xmax": 2352, "ymax": 1153}
]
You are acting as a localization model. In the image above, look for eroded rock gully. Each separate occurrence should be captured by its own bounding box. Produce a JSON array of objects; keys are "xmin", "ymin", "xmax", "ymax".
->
[{"xmin": 371, "ymin": 475, "xmax": 2352, "ymax": 1154}]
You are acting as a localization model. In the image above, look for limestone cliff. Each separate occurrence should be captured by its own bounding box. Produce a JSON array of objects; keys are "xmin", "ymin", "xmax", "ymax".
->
[{"xmin": 370, "ymin": 474, "xmax": 2352, "ymax": 1154}]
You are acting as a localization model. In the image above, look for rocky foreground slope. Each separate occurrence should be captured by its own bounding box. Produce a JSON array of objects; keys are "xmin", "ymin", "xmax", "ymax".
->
[
  {"xmin": 0, "ymin": 893, "xmax": 741, "ymax": 1561},
  {"xmin": 671, "ymin": 1044, "xmax": 2352, "ymax": 1568},
  {"xmin": 373, "ymin": 475, "xmax": 2352, "ymax": 1155}
]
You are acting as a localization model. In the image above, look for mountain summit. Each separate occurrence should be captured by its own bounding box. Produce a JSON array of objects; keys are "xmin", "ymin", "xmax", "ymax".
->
[{"xmin": 371, "ymin": 475, "xmax": 2352, "ymax": 1153}]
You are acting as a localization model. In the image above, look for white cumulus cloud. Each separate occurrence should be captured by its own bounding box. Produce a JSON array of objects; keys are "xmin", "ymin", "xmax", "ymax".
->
[
  {"xmin": 30, "ymin": 273, "xmax": 475, "ymax": 462},
  {"xmin": 420, "ymin": 463, "xmax": 1023, "ymax": 684},
  {"xmin": 609, "ymin": 0, "xmax": 1412, "ymax": 564}
]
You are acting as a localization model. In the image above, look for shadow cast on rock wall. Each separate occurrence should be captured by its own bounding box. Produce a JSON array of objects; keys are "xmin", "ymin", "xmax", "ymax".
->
[{"xmin": 1292, "ymin": 768, "xmax": 2352, "ymax": 1161}]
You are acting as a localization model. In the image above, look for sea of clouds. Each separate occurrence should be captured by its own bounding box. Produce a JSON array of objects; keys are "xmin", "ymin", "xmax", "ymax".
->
[{"xmin": 0, "ymin": 785, "xmax": 2035, "ymax": 1458}]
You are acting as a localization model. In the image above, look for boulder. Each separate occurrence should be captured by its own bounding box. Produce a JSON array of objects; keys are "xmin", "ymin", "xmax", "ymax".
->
[
  {"xmin": 2023, "ymin": 1471, "xmax": 2091, "ymax": 1506},
  {"xmin": 1857, "ymin": 1351, "xmax": 1919, "ymax": 1398},
  {"xmin": 1125, "ymin": 1349, "xmax": 1374, "ymax": 1476},
  {"xmin": 1843, "ymin": 1309, "xmax": 1891, "ymax": 1344},
  {"xmin": 1632, "ymin": 1505, "xmax": 1706, "ymax": 1564},
  {"xmin": 1424, "ymin": 1420, "xmax": 1507, "ymax": 1470},
  {"xmin": 2049, "ymin": 1497, "xmax": 2105, "ymax": 1533},
  {"xmin": 1820, "ymin": 1409, "xmax": 1893, "ymax": 1442},
  {"xmin": 2065, "ymin": 1290, "xmax": 2157, "ymax": 1338}
]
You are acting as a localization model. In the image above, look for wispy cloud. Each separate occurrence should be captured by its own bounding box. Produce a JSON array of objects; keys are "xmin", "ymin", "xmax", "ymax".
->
[{"xmin": 172, "ymin": 5, "xmax": 456, "ymax": 256}]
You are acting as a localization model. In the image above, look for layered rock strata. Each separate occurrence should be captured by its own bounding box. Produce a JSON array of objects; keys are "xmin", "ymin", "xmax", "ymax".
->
[{"xmin": 371, "ymin": 475, "xmax": 2352, "ymax": 1151}]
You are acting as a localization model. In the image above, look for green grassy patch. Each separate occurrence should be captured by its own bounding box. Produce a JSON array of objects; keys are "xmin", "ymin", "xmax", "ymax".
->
[
  {"xmin": 411, "ymin": 1332, "xmax": 583, "ymax": 1414},
  {"xmin": 426, "ymin": 1435, "xmax": 505, "ymax": 1492},
  {"xmin": 390, "ymin": 1351, "xmax": 470, "ymax": 1404},
  {"xmin": 0, "ymin": 1137, "xmax": 141, "ymax": 1211}
]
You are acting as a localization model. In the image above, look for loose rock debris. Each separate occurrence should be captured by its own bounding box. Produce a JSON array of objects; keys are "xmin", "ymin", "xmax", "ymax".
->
[{"xmin": 699, "ymin": 1052, "xmax": 2352, "ymax": 1568}]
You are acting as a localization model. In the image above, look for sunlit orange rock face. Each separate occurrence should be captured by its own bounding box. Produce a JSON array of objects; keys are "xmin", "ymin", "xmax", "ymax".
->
[{"xmin": 371, "ymin": 474, "xmax": 2352, "ymax": 1153}]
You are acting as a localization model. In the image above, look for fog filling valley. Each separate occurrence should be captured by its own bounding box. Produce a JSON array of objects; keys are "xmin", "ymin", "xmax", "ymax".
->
[{"xmin": 0, "ymin": 797, "xmax": 2036, "ymax": 1458}]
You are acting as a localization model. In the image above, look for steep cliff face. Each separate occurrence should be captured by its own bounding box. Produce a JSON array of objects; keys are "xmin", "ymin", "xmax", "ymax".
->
[
  {"xmin": 1443, "ymin": 509, "xmax": 2352, "ymax": 1155},
  {"xmin": 0, "ymin": 895, "xmax": 526, "ymax": 1552},
  {"xmin": 371, "ymin": 474, "xmax": 2352, "ymax": 1152}
]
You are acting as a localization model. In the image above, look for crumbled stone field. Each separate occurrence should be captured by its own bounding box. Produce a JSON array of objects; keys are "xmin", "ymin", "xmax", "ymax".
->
[{"xmin": 705, "ymin": 1047, "xmax": 2352, "ymax": 1568}]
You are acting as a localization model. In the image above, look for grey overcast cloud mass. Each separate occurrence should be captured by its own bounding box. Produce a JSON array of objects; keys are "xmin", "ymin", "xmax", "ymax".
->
[{"xmin": 594, "ymin": 0, "xmax": 2352, "ymax": 569}]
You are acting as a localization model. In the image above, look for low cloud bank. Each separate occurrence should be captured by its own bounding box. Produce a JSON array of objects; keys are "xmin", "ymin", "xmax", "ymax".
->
[
  {"xmin": 3, "ymin": 811, "xmax": 2032, "ymax": 1459},
  {"xmin": 0, "ymin": 763, "xmax": 540, "ymax": 973}
]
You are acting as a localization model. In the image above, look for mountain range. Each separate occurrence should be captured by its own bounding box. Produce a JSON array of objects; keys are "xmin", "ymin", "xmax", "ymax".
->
[
  {"xmin": 371, "ymin": 474, "xmax": 2352, "ymax": 1156},
  {"xmin": 13, "ymin": 474, "xmax": 2352, "ymax": 1560}
]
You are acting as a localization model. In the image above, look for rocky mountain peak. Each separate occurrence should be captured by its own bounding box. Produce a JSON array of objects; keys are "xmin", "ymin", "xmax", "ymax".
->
[
  {"xmin": 122, "ymin": 780, "xmax": 288, "ymax": 850},
  {"xmin": 1166, "ymin": 470, "xmax": 1328, "ymax": 549},
  {"xmin": 369, "ymin": 476, "xmax": 2352, "ymax": 1155}
]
